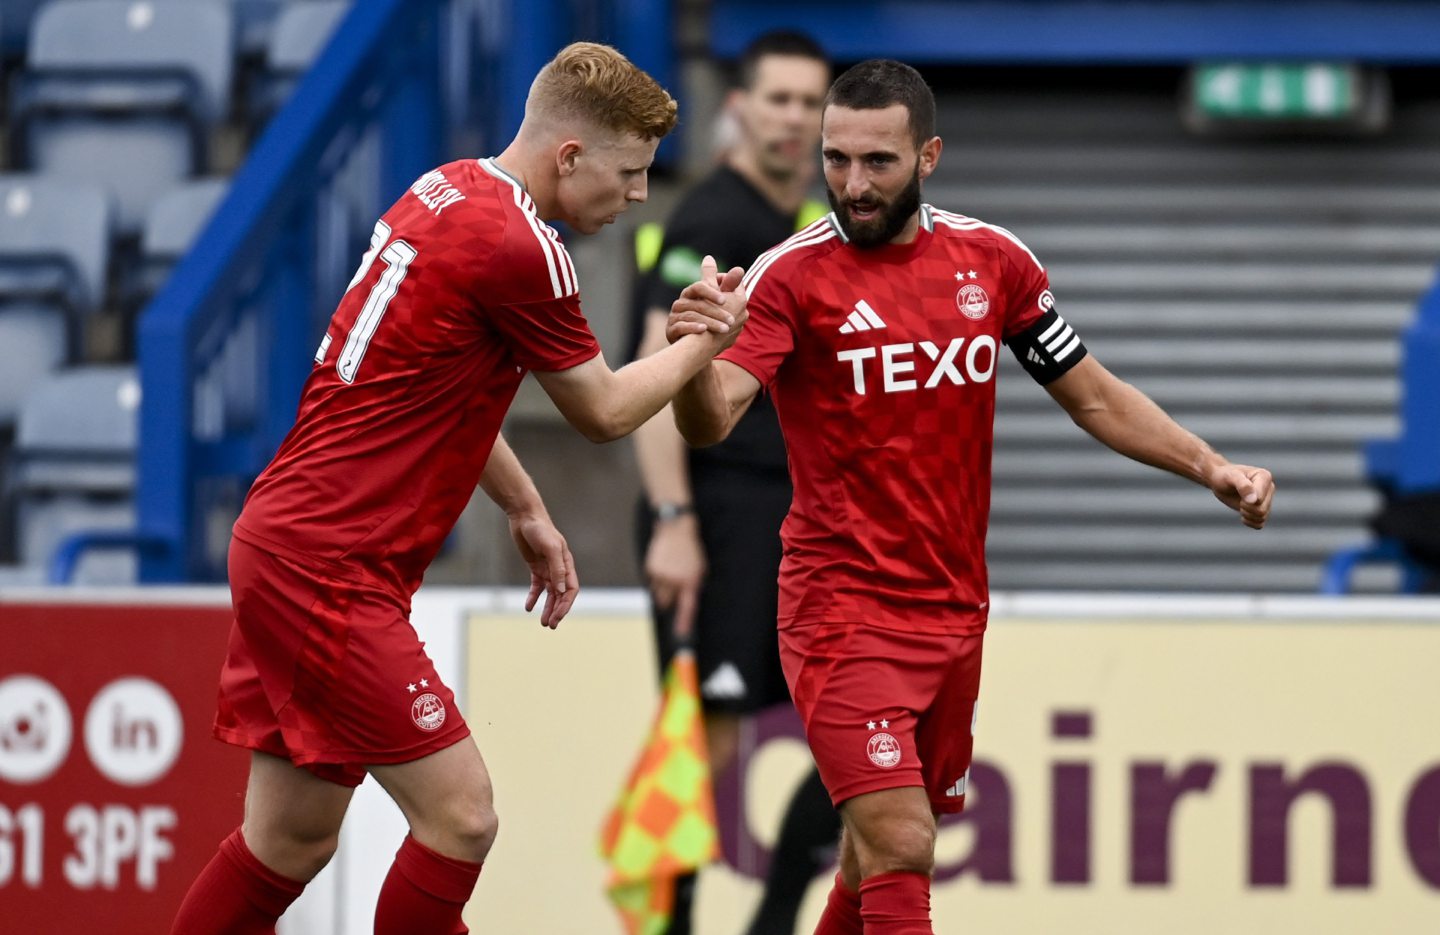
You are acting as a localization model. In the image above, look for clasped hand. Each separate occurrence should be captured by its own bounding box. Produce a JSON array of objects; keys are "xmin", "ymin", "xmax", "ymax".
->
[{"xmin": 667, "ymin": 254, "xmax": 748, "ymax": 349}]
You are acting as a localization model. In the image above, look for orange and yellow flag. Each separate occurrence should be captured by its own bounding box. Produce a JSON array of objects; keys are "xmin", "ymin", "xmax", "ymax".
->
[{"xmin": 599, "ymin": 649, "xmax": 719, "ymax": 935}]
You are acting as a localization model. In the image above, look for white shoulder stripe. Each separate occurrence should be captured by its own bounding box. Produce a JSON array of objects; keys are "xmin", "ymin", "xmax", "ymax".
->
[
  {"xmin": 542, "ymin": 223, "xmax": 577, "ymax": 295},
  {"xmin": 742, "ymin": 222, "xmax": 837, "ymax": 293},
  {"xmin": 930, "ymin": 207, "xmax": 1045, "ymax": 273},
  {"xmin": 479, "ymin": 157, "xmax": 577, "ymax": 298}
]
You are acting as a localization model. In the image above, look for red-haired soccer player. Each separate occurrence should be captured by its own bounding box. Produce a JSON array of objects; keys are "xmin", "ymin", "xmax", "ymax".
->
[{"xmin": 171, "ymin": 43, "xmax": 746, "ymax": 935}]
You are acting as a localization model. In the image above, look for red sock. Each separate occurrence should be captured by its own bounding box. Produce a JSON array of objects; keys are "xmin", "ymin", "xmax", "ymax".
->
[
  {"xmin": 858, "ymin": 871, "xmax": 932, "ymax": 934},
  {"xmin": 813, "ymin": 871, "xmax": 863, "ymax": 935},
  {"xmin": 373, "ymin": 834, "xmax": 483, "ymax": 935},
  {"xmin": 170, "ymin": 828, "xmax": 306, "ymax": 935}
]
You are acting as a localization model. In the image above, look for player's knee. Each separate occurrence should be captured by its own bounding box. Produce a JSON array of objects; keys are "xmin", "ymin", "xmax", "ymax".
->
[
  {"xmin": 244, "ymin": 818, "xmax": 341, "ymax": 881},
  {"xmin": 856, "ymin": 814, "xmax": 935, "ymax": 876},
  {"xmin": 427, "ymin": 794, "xmax": 499, "ymax": 863}
]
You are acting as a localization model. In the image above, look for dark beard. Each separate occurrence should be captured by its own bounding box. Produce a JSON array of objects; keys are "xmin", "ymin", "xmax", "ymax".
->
[{"xmin": 827, "ymin": 168, "xmax": 922, "ymax": 249}]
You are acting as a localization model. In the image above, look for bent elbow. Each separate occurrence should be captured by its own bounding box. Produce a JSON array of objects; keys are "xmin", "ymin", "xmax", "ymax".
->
[
  {"xmin": 559, "ymin": 407, "xmax": 622, "ymax": 444},
  {"xmin": 580, "ymin": 407, "xmax": 636, "ymax": 444},
  {"xmin": 676, "ymin": 419, "xmax": 726, "ymax": 449},
  {"xmin": 581, "ymin": 417, "xmax": 626, "ymax": 444}
]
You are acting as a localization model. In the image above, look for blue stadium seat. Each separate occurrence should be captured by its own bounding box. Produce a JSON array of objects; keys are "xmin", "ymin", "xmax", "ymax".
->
[
  {"xmin": 10, "ymin": 0, "xmax": 237, "ymax": 232},
  {"xmin": 1323, "ymin": 269, "xmax": 1440, "ymax": 593},
  {"xmin": 0, "ymin": 175, "xmax": 113, "ymax": 424},
  {"xmin": 8, "ymin": 365, "xmax": 141, "ymax": 583}
]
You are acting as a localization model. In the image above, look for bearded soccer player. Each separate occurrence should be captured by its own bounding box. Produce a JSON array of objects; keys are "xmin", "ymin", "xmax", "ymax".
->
[
  {"xmin": 169, "ymin": 43, "xmax": 746, "ymax": 935},
  {"xmin": 669, "ymin": 60, "xmax": 1275, "ymax": 934},
  {"xmin": 630, "ymin": 31, "xmax": 839, "ymax": 935}
]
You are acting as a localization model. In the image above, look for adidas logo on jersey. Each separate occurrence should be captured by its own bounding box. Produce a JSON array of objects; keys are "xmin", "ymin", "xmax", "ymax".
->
[
  {"xmin": 839, "ymin": 300, "xmax": 887, "ymax": 334},
  {"xmin": 1027, "ymin": 347, "xmax": 1045, "ymax": 365},
  {"xmin": 945, "ymin": 771, "xmax": 969, "ymax": 797},
  {"xmin": 701, "ymin": 662, "xmax": 748, "ymax": 700}
]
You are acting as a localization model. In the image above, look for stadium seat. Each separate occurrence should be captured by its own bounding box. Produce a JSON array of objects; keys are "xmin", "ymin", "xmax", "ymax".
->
[
  {"xmin": 249, "ymin": 0, "xmax": 347, "ymax": 123},
  {"xmin": 0, "ymin": 174, "xmax": 113, "ymax": 316},
  {"xmin": 0, "ymin": 174, "xmax": 113, "ymax": 424},
  {"xmin": 230, "ymin": 0, "xmax": 284, "ymax": 56},
  {"xmin": 0, "ymin": 309, "xmax": 69, "ymax": 427},
  {"xmin": 127, "ymin": 176, "xmax": 229, "ymax": 315},
  {"xmin": 10, "ymin": 0, "xmax": 236, "ymax": 232},
  {"xmin": 1323, "ymin": 271, "xmax": 1440, "ymax": 593},
  {"xmin": 7, "ymin": 365, "xmax": 141, "ymax": 583}
]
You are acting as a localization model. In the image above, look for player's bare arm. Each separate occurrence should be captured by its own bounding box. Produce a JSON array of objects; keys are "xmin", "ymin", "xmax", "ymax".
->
[
  {"xmin": 632, "ymin": 307, "xmax": 707, "ymax": 636},
  {"xmin": 671, "ymin": 359, "xmax": 763, "ymax": 448},
  {"xmin": 533, "ymin": 258, "xmax": 747, "ymax": 442},
  {"xmin": 478, "ymin": 434, "xmax": 579, "ymax": 627},
  {"xmin": 1044, "ymin": 355, "xmax": 1275, "ymax": 529}
]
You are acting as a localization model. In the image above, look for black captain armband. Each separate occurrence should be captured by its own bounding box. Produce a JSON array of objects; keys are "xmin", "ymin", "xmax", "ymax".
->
[{"xmin": 1007, "ymin": 307, "xmax": 1088, "ymax": 385}]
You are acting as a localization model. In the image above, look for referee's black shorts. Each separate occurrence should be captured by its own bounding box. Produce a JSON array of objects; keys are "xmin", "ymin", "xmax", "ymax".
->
[{"xmin": 635, "ymin": 466, "xmax": 792, "ymax": 715}]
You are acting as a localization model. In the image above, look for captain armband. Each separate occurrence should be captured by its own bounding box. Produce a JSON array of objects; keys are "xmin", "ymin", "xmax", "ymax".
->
[{"xmin": 1006, "ymin": 306, "xmax": 1088, "ymax": 385}]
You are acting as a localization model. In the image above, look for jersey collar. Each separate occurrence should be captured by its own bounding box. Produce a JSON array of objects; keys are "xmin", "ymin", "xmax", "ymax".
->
[{"xmin": 478, "ymin": 157, "xmax": 525, "ymax": 193}]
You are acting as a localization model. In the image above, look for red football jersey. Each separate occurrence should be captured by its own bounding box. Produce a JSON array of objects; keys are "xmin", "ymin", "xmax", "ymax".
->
[
  {"xmin": 233, "ymin": 158, "xmax": 600, "ymax": 599},
  {"xmin": 720, "ymin": 206, "xmax": 1053, "ymax": 633}
]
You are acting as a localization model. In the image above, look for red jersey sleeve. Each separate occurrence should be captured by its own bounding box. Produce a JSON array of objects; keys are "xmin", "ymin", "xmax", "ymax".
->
[
  {"xmin": 719, "ymin": 261, "xmax": 799, "ymax": 388},
  {"xmin": 993, "ymin": 227, "xmax": 1054, "ymax": 340},
  {"xmin": 479, "ymin": 207, "xmax": 600, "ymax": 372},
  {"xmin": 489, "ymin": 296, "xmax": 601, "ymax": 372}
]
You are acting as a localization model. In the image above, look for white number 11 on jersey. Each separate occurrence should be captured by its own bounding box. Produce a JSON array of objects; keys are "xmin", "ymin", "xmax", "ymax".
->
[{"xmin": 314, "ymin": 219, "xmax": 417, "ymax": 384}]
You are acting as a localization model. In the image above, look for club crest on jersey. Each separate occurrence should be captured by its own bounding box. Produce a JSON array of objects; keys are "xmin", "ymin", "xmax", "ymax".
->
[
  {"xmin": 410, "ymin": 692, "xmax": 446, "ymax": 732},
  {"xmin": 957, "ymin": 283, "xmax": 990, "ymax": 321},
  {"xmin": 867, "ymin": 731, "xmax": 902, "ymax": 769}
]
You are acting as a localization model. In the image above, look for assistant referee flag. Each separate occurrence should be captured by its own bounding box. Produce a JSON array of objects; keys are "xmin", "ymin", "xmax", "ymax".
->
[{"xmin": 599, "ymin": 649, "xmax": 719, "ymax": 934}]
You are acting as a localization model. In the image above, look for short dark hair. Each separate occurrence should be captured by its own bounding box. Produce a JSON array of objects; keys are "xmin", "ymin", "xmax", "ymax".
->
[
  {"xmin": 734, "ymin": 31, "xmax": 829, "ymax": 90},
  {"xmin": 824, "ymin": 59, "xmax": 935, "ymax": 146}
]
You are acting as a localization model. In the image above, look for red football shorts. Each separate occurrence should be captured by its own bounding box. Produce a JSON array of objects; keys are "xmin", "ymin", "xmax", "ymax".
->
[
  {"xmin": 214, "ymin": 538, "xmax": 470, "ymax": 786},
  {"xmin": 779, "ymin": 621, "xmax": 983, "ymax": 813}
]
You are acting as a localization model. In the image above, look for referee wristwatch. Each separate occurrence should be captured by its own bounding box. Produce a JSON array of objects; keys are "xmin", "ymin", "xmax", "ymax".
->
[{"xmin": 652, "ymin": 502, "xmax": 695, "ymax": 523}]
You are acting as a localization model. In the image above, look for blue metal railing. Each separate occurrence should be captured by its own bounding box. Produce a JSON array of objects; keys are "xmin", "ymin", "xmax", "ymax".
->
[
  {"xmin": 135, "ymin": 0, "xmax": 446, "ymax": 581},
  {"xmin": 124, "ymin": 0, "xmax": 678, "ymax": 582}
]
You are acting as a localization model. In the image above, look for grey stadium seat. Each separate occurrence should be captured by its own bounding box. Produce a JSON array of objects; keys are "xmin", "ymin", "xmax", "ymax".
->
[
  {"xmin": 0, "ymin": 310, "xmax": 68, "ymax": 428},
  {"xmin": 253, "ymin": 0, "xmax": 347, "ymax": 120},
  {"xmin": 131, "ymin": 176, "xmax": 228, "ymax": 308},
  {"xmin": 9, "ymin": 365, "xmax": 141, "ymax": 583},
  {"xmin": 11, "ymin": 0, "xmax": 236, "ymax": 232},
  {"xmin": 0, "ymin": 174, "xmax": 113, "ymax": 316},
  {"xmin": 230, "ymin": 0, "xmax": 284, "ymax": 56},
  {"xmin": 0, "ymin": 175, "xmax": 113, "ymax": 424}
]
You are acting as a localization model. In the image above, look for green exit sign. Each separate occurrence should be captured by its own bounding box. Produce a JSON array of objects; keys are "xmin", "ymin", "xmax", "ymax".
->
[{"xmin": 1194, "ymin": 63, "xmax": 1360, "ymax": 120}]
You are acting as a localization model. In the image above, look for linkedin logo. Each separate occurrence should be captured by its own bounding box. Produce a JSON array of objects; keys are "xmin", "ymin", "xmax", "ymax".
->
[{"xmin": 0, "ymin": 675, "xmax": 182, "ymax": 786}]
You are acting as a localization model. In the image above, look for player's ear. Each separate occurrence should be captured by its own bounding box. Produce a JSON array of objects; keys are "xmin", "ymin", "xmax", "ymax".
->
[
  {"xmin": 722, "ymin": 87, "xmax": 746, "ymax": 118},
  {"xmin": 917, "ymin": 135, "xmax": 942, "ymax": 181},
  {"xmin": 556, "ymin": 139, "xmax": 583, "ymax": 177}
]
